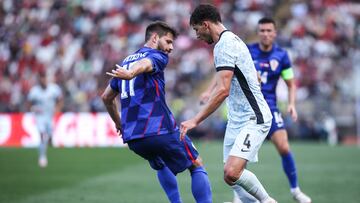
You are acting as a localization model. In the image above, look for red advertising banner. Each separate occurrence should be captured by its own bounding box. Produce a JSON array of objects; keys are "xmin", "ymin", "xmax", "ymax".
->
[{"xmin": 0, "ymin": 113, "xmax": 125, "ymax": 147}]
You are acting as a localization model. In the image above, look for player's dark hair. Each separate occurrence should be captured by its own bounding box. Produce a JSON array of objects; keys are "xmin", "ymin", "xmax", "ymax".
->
[
  {"xmin": 145, "ymin": 21, "xmax": 178, "ymax": 42},
  {"xmin": 258, "ymin": 17, "xmax": 276, "ymax": 28},
  {"xmin": 190, "ymin": 4, "xmax": 222, "ymax": 26}
]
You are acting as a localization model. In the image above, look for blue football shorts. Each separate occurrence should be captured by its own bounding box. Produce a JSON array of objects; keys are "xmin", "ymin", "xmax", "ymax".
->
[
  {"xmin": 127, "ymin": 131, "xmax": 199, "ymax": 175},
  {"xmin": 268, "ymin": 108, "xmax": 285, "ymax": 138}
]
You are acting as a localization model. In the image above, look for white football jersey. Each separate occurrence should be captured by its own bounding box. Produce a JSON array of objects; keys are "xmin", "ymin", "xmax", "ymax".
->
[
  {"xmin": 214, "ymin": 30, "xmax": 272, "ymax": 127},
  {"xmin": 28, "ymin": 83, "xmax": 62, "ymax": 118}
]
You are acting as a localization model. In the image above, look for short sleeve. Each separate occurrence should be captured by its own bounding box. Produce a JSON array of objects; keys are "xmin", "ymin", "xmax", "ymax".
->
[
  {"xmin": 54, "ymin": 84, "xmax": 62, "ymax": 98},
  {"xmin": 147, "ymin": 51, "xmax": 168, "ymax": 75},
  {"xmin": 214, "ymin": 37, "xmax": 238, "ymax": 71},
  {"xmin": 281, "ymin": 51, "xmax": 292, "ymax": 70},
  {"xmin": 280, "ymin": 51, "xmax": 294, "ymax": 80},
  {"xmin": 28, "ymin": 88, "xmax": 36, "ymax": 101},
  {"xmin": 110, "ymin": 78, "xmax": 120, "ymax": 92}
]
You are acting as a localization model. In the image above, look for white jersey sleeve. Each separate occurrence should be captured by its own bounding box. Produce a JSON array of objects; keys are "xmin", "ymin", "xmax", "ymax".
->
[{"xmin": 214, "ymin": 34, "xmax": 238, "ymax": 69}]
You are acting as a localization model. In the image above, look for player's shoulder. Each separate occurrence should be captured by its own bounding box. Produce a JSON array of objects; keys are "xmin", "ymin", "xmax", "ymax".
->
[
  {"xmin": 215, "ymin": 31, "xmax": 243, "ymax": 52},
  {"xmin": 142, "ymin": 47, "xmax": 166, "ymax": 56},
  {"xmin": 273, "ymin": 44, "xmax": 289, "ymax": 55},
  {"xmin": 219, "ymin": 31, "xmax": 242, "ymax": 44},
  {"xmin": 246, "ymin": 42, "xmax": 259, "ymax": 51},
  {"xmin": 29, "ymin": 85, "xmax": 40, "ymax": 93},
  {"xmin": 48, "ymin": 83, "xmax": 60, "ymax": 89},
  {"xmin": 48, "ymin": 83, "xmax": 62, "ymax": 94},
  {"xmin": 145, "ymin": 48, "xmax": 168, "ymax": 61}
]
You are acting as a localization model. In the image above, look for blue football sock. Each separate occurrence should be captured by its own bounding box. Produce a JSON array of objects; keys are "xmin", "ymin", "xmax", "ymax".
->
[
  {"xmin": 157, "ymin": 167, "xmax": 182, "ymax": 203},
  {"xmin": 190, "ymin": 166, "xmax": 212, "ymax": 203},
  {"xmin": 281, "ymin": 152, "xmax": 298, "ymax": 189}
]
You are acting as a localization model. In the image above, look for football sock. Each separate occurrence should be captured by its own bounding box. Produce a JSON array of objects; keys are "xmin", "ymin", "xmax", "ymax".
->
[
  {"xmin": 190, "ymin": 166, "xmax": 212, "ymax": 203},
  {"xmin": 281, "ymin": 152, "xmax": 298, "ymax": 189},
  {"xmin": 39, "ymin": 133, "xmax": 48, "ymax": 159},
  {"xmin": 232, "ymin": 184, "xmax": 259, "ymax": 203},
  {"xmin": 157, "ymin": 167, "xmax": 182, "ymax": 203},
  {"xmin": 234, "ymin": 169, "xmax": 269, "ymax": 201}
]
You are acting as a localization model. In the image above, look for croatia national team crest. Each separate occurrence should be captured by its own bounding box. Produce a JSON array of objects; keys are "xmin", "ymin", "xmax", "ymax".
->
[{"xmin": 270, "ymin": 59, "xmax": 279, "ymax": 71}]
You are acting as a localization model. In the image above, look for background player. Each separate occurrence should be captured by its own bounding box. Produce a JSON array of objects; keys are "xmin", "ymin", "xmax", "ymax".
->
[
  {"xmin": 232, "ymin": 17, "xmax": 311, "ymax": 203},
  {"xmin": 102, "ymin": 21, "xmax": 212, "ymax": 203},
  {"xmin": 181, "ymin": 4, "xmax": 276, "ymax": 203},
  {"xmin": 27, "ymin": 73, "xmax": 63, "ymax": 168}
]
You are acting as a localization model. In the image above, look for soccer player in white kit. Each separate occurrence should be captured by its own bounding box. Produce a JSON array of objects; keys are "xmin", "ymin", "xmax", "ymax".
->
[
  {"xmin": 180, "ymin": 4, "xmax": 277, "ymax": 203},
  {"xmin": 28, "ymin": 73, "xmax": 62, "ymax": 167}
]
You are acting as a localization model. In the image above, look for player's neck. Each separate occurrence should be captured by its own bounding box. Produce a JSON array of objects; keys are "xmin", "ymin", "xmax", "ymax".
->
[
  {"xmin": 144, "ymin": 42, "xmax": 156, "ymax": 49},
  {"xmin": 259, "ymin": 43, "xmax": 273, "ymax": 52},
  {"xmin": 211, "ymin": 23, "xmax": 227, "ymax": 43}
]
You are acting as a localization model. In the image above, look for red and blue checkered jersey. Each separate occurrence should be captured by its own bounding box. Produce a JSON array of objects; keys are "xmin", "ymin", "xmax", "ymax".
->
[
  {"xmin": 247, "ymin": 43, "xmax": 292, "ymax": 110},
  {"xmin": 110, "ymin": 47, "xmax": 178, "ymax": 143}
]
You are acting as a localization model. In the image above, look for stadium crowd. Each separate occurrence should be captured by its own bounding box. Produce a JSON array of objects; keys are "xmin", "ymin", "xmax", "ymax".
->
[{"xmin": 1, "ymin": 0, "xmax": 359, "ymax": 141}]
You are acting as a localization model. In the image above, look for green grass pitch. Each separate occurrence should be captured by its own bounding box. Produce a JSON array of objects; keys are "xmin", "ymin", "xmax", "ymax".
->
[{"xmin": 1, "ymin": 141, "xmax": 360, "ymax": 203}]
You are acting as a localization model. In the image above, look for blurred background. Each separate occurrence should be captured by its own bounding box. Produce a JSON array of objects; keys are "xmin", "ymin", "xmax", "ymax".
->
[{"xmin": 0, "ymin": 0, "xmax": 360, "ymax": 146}]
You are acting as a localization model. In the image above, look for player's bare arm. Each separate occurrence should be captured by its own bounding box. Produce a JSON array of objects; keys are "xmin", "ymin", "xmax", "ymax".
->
[
  {"xmin": 180, "ymin": 70, "xmax": 233, "ymax": 140},
  {"xmin": 200, "ymin": 76, "xmax": 217, "ymax": 105},
  {"xmin": 257, "ymin": 71, "xmax": 262, "ymax": 84},
  {"xmin": 284, "ymin": 78, "xmax": 297, "ymax": 122},
  {"xmin": 101, "ymin": 85, "xmax": 122, "ymax": 136},
  {"xmin": 55, "ymin": 96, "xmax": 64, "ymax": 114},
  {"xmin": 106, "ymin": 58, "xmax": 153, "ymax": 80}
]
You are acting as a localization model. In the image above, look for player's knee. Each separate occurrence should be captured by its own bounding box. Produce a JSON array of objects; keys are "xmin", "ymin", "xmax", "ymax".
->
[
  {"xmin": 224, "ymin": 166, "xmax": 240, "ymax": 184},
  {"xmin": 278, "ymin": 142, "xmax": 290, "ymax": 154}
]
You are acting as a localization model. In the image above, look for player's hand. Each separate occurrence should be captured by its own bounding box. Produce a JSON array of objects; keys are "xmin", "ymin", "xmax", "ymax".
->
[
  {"xmin": 287, "ymin": 104, "xmax": 298, "ymax": 122},
  {"xmin": 180, "ymin": 119, "xmax": 197, "ymax": 141},
  {"xmin": 106, "ymin": 64, "xmax": 133, "ymax": 80},
  {"xmin": 199, "ymin": 92, "xmax": 210, "ymax": 105},
  {"xmin": 115, "ymin": 124, "xmax": 123, "ymax": 137}
]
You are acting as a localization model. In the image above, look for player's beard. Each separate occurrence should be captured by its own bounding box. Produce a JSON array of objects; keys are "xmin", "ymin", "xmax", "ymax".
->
[
  {"xmin": 157, "ymin": 42, "xmax": 171, "ymax": 54},
  {"xmin": 203, "ymin": 34, "xmax": 214, "ymax": 44}
]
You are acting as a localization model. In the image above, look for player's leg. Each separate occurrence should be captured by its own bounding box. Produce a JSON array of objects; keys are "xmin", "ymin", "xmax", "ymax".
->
[
  {"xmin": 224, "ymin": 126, "xmax": 258, "ymax": 203},
  {"xmin": 224, "ymin": 123, "xmax": 276, "ymax": 203},
  {"xmin": 271, "ymin": 130, "xmax": 297, "ymax": 188},
  {"xmin": 157, "ymin": 166, "xmax": 182, "ymax": 203},
  {"xmin": 36, "ymin": 117, "xmax": 48, "ymax": 167},
  {"xmin": 271, "ymin": 130, "xmax": 311, "ymax": 203},
  {"xmin": 224, "ymin": 156, "xmax": 274, "ymax": 203},
  {"xmin": 181, "ymin": 135, "xmax": 212, "ymax": 203},
  {"xmin": 232, "ymin": 184, "xmax": 259, "ymax": 203},
  {"xmin": 127, "ymin": 137, "xmax": 182, "ymax": 203}
]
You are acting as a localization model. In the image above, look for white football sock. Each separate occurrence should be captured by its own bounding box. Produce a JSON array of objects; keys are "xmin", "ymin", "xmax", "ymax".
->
[
  {"xmin": 234, "ymin": 169, "xmax": 270, "ymax": 201},
  {"xmin": 232, "ymin": 185, "xmax": 259, "ymax": 203},
  {"xmin": 290, "ymin": 187, "xmax": 300, "ymax": 194}
]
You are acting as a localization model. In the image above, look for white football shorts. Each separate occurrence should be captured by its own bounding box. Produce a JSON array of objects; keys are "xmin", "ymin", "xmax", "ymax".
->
[
  {"xmin": 223, "ymin": 119, "xmax": 271, "ymax": 163},
  {"xmin": 35, "ymin": 115, "xmax": 53, "ymax": 135}
]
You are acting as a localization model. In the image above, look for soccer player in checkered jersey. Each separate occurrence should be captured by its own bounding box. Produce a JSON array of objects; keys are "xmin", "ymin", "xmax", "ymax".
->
[
  {"xmin": 231, "ymin": 17, "xmax": 311, "ymax": 203},
  {"xmin": 102, "ymin": 21, "xmax": 212, "ymax": 203},
  {"xmin": 180, "ymin": 4, "xmax": 276, "ymax": 203}
]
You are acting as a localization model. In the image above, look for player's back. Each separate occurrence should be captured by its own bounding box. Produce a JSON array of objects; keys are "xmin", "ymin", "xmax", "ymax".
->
[
  {"xmin": 110, "ymin": 47, "xmax": 178, "ymax": 143},
  {"xmin": 247, "ymin": 43, "xmax": 292, "ymax": 110},
  {"xmin": 214, "ymin": 31, "xmax": 272, "ymax": 127}
]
